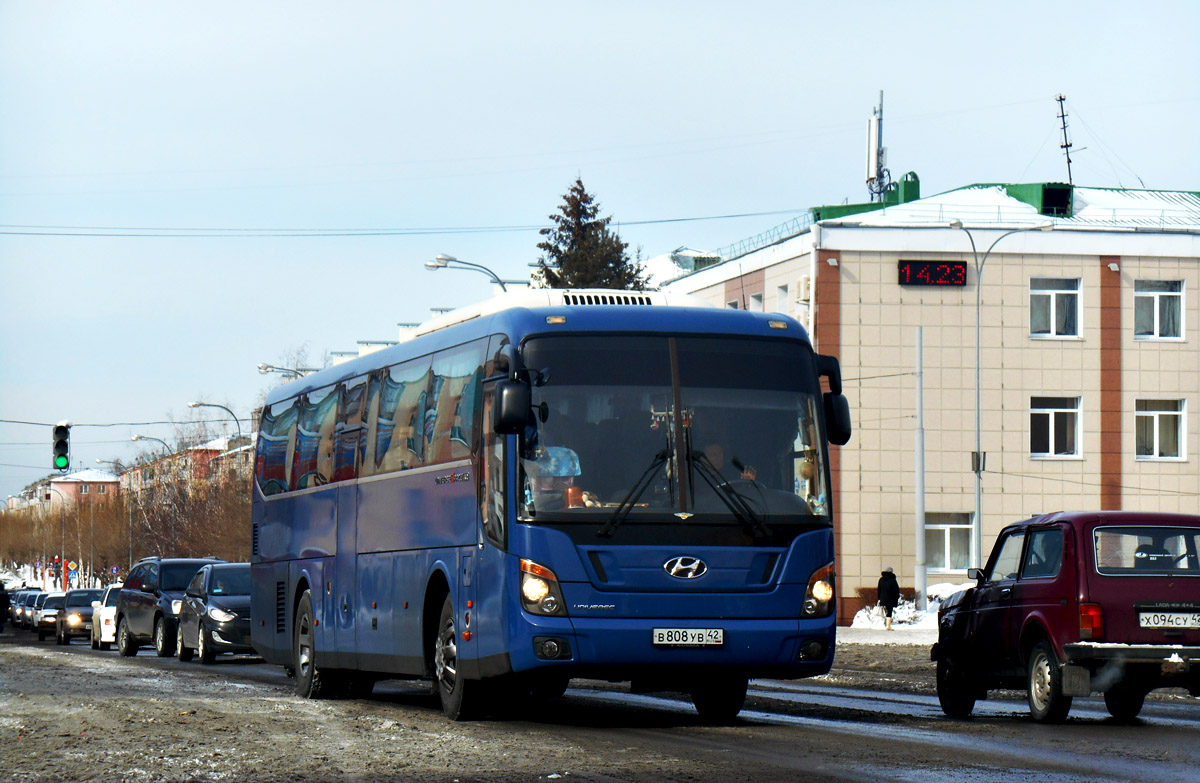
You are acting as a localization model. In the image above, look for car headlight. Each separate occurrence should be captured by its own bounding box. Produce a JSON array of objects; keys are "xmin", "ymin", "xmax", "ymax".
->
[
  {"xmin": 170, "ymin": 600, "xmax": 182, "ymax": 615},
  {"xmin": 519, "ymin": 559, "xmax": 567, "ymax": 617},
  {"xmin": 208, "ymin": 607, "xmax": 237, "ymax": 623},
  {"xmin": 67, "ymin": 613, "xmax": 82, "ymax": 625}
]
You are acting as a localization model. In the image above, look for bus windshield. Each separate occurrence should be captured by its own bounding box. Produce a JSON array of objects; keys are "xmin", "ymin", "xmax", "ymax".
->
[{"xmin": 519, "ymin": 335, "xmax": 829, "ymax": 533}]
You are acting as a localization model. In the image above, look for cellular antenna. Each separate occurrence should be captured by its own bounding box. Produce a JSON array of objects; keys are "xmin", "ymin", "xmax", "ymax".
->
[
  {"xmin": 1056, "ymin": 94, "xmax": 1075, "ymax": 186},
  {"xmin": 866, "ymin": 90, "xmax": 891, "ymax": 202}
]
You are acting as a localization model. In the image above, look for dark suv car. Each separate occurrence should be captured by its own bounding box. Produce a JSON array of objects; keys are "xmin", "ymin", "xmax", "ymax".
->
[
  {"xmin": 116, "ymin": 557, "xmax": 224, "ymax": 657},
  {"xmin": 933, "ymin": 511, "xmax": 1200, "ymax": 722}
]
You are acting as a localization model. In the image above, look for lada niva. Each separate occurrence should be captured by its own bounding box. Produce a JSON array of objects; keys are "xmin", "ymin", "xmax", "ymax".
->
[{"xmin": 932, "ymin": 511, "xmax": 1199, "ymax": 722}]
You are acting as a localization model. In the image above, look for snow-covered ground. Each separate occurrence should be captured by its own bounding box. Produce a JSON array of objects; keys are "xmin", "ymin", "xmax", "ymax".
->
[{"xmin": 840, "ymin": 581, "xmax": 974, "ymax": 645}]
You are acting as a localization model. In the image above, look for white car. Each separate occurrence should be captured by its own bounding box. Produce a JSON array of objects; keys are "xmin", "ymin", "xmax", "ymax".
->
[
  {"xmin": 90, "ymin": 583, "xmax": 123, "ymax": 650},
  {"xmin": 33, "ymin": 592, "xmax": 65, "ymax": 641}
]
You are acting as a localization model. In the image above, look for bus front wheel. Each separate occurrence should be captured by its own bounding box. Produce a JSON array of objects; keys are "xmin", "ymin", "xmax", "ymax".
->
[
  {"xmin": 294, "ymin": 590, "xmax": 335, "ymax": 699},
  {"xmin": 690, "ymin": 676, "xmax": 748, "ymax": 724},
  {"xmin": 435, "ymin": 595, "xmax": 483, "ymax": 720}
]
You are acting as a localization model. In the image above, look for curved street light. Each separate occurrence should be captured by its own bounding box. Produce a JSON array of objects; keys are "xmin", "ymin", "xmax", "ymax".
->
[
  {"xmin": 425, "ymin": 253, "xmax": 508, "ymax": 292},
  {"xmin": 130, "ymin": 434, "xmax": 171, "ymax": 454},
  {"xmin": 951, "ymin": 219, "xmax": 1055, "ymax": 568},
  {"xmin": 257, "ymin": 363, "xmax": 317, "ymax": 379},
  {"xmin": 188, "ymin": 401, "xmax": 243, "ymax": 440}
]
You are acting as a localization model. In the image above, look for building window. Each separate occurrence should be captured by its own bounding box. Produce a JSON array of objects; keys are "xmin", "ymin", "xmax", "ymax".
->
[
  {"xmin": 775, "ymin": 284, "xmax": 789, "ymax": 315},
  {"xmin": 726, "ymin": 300, "xmax": 739, "ymax": 310},
  {"xmin": 1030, "ymin": 278, "xmax": 1079, "ymax": 338},
  {"xmin": 1031, "ymin": 396, "xmax": 1080, "ymax": 457},
  {"xmin": 80, "ymin": 484, "xmax": 89, "ymax": 494},
  {"xmin": 1134, "ymin": 280, "xmax": 1183, "ymax": 339},
  {"xmin": 748, "ymin": 292, "xmax": 764, "ymax": 312},
  {"xmin": 1136, "ymin": 399, "xmax": 1185, "ymax": 460},
  {"xmin": 97, "ymin": 485, "xmax": 107, "ymax": 494},
  {"xmin": 924, "ymin": 512, "xmax": 972, "ymax": 573}
]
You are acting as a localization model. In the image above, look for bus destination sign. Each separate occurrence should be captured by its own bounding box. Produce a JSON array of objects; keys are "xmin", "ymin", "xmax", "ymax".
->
[{"xmin": 898, "ymin": 260, "xmax": 968, "ymax": 287}]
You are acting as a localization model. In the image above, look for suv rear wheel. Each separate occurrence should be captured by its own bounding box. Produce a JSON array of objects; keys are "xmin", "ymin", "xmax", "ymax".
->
[
  {"xmin": 1103, "ymin": 683, "xmax": 1146, "ymax": 723},
  {"xmin": 1027, "ymin": 641, "xmax": 1072, "ymax": 723},
  {"xmin": 117, "ymin": 617, "xmax": 139, "ymax": 657}
]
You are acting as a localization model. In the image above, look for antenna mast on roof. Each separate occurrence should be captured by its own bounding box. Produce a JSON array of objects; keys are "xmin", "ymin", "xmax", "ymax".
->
[
  {"xmin": 1055, "ymin": 94, "xmax": 1074, "ymax": 186},
  {"xmin": 866, "ymin": 91, "xmax": 891, "ymax": 202}
]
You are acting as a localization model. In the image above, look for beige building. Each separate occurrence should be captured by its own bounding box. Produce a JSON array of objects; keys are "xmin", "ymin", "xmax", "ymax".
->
[{"xmin": 664, "ymin": 182, "xmax": 1200, "ymax": 623}]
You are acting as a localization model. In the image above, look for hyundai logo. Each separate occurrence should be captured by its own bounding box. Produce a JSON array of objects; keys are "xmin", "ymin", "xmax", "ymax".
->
[{"xmin": 664, "ymin": 556, "xmax": 707, "ymax": 579}]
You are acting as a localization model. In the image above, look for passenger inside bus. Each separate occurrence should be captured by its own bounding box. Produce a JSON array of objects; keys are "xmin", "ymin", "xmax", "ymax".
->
[{"xmin": 523, "ymin": 446, "xmax": 589, "ymax": 513}]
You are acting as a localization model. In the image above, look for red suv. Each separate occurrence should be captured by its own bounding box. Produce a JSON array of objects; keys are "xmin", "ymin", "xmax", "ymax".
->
[{"xmin": 932, "ymin": 511, "xmax": 1200, "ymax": 722}]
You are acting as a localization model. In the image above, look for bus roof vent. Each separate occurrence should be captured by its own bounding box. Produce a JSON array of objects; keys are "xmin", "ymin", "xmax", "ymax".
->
[{"xmin": 562, "ymin": 291, "xmax": 655, "ymax": 306}]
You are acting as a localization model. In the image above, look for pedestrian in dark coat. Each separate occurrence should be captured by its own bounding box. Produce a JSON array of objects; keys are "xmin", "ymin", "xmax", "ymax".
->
[
  {"xmin": 0, "ymin": 586, "xmax": 9, "ymax": 632},
  {"xmin": 877, "ymin": 567, "xmax": 901, "ymax": 630}
]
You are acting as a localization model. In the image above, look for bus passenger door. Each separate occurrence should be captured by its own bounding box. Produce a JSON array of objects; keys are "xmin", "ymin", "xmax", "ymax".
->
[{"xmin": 333, "ymin": 484, "xmax": 358, "ymax": 669}]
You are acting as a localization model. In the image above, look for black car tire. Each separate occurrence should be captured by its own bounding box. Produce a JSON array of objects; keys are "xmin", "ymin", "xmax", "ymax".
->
[
  {"xmin": 117, "ymin": 617, "xmax": 138, "ymax": 657},
  {"xmin": 153, "ymin": 617, "xmax": 173, "ymax": 658},
  {"xmin": 689, "ymin": 676, "xmax": 748, "ymax": 724},
  {"xmin": 198, "ymin": 625, "xmax": 216, "ymax": 665},
  {"xmin": 936, "ymin": 659, "xmax": 977, "ymax": 718},
  {"xmin": 56, "ymin": 626, "xmax": 67, "ymax": 645},
  {"xmin": 91, "ymin": 627, "xmax": 100, "ymax": 650},
  {"xmin": 176, "ymin": 625, "xmax": 194, "ymax": 662},
  {"xmin": 37, "ymin": 627, "xmax": 46, "ymax": 641},
  {"xmin": 435, "ymin": 594, "xmax": 483, "ymax": 720},
  {"xmin": 293, "ymin": 590, "xmax": 336, "ymax": 699},
  {"xmin": 1104, "ymin": 683, "xmax": 1146, "ymax": 723},
  {"xmin": 1027, "ymin": 641, "xmax": 1072, "ymax": 723}
]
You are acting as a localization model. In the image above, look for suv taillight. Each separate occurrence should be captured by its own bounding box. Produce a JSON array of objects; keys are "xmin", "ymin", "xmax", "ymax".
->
[{"xmin": 1079, "ymin": 603, "xmax": 1104, "ymax": 640}]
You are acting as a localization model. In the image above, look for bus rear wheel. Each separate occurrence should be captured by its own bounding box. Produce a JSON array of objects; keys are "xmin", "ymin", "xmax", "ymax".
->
[
  {"xmin": 435, "ymin": 595, "xmax": 483, "ymax": 720},
  {"xmin": 690, "ymin": 676, "xmax": 748, "ymax": 723},
  {"xmin": 294, "ymin": 590, "xmax": 335, "ymax": 699}
]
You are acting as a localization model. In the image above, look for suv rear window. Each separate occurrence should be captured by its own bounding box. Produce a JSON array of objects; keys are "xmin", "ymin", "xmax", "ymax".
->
[{"xmin": 1094, "ymin": 526, "xmax": 1200, "ymax": 575}]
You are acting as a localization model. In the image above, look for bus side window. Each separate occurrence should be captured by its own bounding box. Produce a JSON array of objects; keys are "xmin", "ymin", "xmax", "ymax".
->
[
  {"xmin": 257, "ymin": 397, "xmax": 299, "ymax": 496},
  {"xmin": 429, "ymin": 339, "xmax": 488, "ymax": 463},
  {"xmin": 293, "ymin": 385, "xmax": 340, "ymax": 490},
  {"xmin": 332, "ymin": 376, "xmax": 368, "ymax": 483},
  {"xmin": 376, "ymin": 357, "xmax": 432, "ymax": 474}
]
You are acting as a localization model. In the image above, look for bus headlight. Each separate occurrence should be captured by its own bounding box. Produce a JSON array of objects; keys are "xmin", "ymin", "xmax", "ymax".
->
[
  {"xmin": 802, "ymin": 562, "xmax": 835, "ymax": 618},
  {"xmin": 520, "ymin": 559, "xmax": 567, "ymax": 617}
]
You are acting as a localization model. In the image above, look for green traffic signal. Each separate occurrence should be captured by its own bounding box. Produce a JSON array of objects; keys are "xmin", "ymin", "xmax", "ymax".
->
[{"xmin": 52, "ymin": 423, "xmax": 70, "ymax": 472}]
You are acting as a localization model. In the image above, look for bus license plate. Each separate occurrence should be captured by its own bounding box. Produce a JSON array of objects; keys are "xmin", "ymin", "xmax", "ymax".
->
[
  {"xmin": 652, "ymin": 628, "xmax": 723, "ymax": 646},
  {"xmin": 1139, "ymin": 612, "xmax": 1200, "ymax": 629}
]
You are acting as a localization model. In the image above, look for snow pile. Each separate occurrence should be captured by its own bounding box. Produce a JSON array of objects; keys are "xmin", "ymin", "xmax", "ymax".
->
[{"xmin": 849, "ymin": 581, "xmax": 975, "ymax": 630}]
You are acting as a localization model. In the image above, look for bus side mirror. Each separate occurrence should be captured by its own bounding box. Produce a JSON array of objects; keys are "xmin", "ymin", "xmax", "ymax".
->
[
  {"xmin": 493, "ymin": 380, "xmax": 531, "ymax": 435},
  {"xmin": 824, "ymin": 392, "xmax": 852, "ymax": 445}
]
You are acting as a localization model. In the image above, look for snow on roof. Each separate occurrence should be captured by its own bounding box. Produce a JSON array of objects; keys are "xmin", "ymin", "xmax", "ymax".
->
[
  {"xmin": 52, "ymin": 469, "xmax": 119, "ymax": 483},
  {"xmin": 825, "ymin": 184, "xmax": 1200, "ymax": 231}
]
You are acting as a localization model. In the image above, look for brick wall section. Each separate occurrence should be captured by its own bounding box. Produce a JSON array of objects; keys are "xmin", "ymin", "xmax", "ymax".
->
[
  {"xmin": 723, "ymin": 269, "xmax": 764, "ymax": 310},
  {"xmin": 1099, "ymin": 256, "xmax": 1122, "ymax": 509},
  {"xmin": 815, "ymin": 249, "xmax": 853, "ymax": 623}
]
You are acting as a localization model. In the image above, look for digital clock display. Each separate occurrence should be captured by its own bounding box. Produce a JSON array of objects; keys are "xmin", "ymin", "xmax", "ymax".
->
[{"xmin": 898, "ymin": 260, "xmax": 968, "ymax": 286}]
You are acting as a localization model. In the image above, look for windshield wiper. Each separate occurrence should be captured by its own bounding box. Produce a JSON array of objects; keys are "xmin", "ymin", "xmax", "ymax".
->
[
  {"xmin": 688, "ymin": 450, "xmax": 771, "ymax": 538},
  {"xmin": 597, "ymin": 449, "xmax": 670, "ymax": 538}
]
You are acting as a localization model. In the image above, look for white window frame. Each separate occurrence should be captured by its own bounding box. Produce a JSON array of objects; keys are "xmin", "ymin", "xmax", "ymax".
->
[
  {"xmin": 1134, "ymin": 280, "xmax": 1184, "ymax": 341},
  {"xmin": 1029, "ymin": 277, "xmax": 1081, "ymax": 339},
  {"xmin": 80, "ymin": 484, "xmax": 89, "ymax": 494},
  {"xmin": 1135, "ymin": 399, "xmax": 1187, "ymax": 461},
  {"xmin": 1030, "ymin": 396, "xmax": 1082, "ymax": 459},
  {"xmin": 726, "ymin": 300, "xmax": 739, "ymax": 310},
  {"xmin": 775, "ymin": 284, "xmax": 789, "ymax": 315},
  {"xmin": 924, "ymin": 513, "xmax": 973, "ymax": 574},
  {"xmin": 748, "ymin": 292, "xmax": 764, "ymax": 313}
]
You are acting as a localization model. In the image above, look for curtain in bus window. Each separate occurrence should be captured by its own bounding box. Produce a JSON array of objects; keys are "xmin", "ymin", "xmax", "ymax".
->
[
  {"xmin": 256, "ymin": 398, "xmax": 299, "ymax": 496},
  {"xmin": 376, "ymin": 357, "xmax": 432, "ymax": 473},
  {"xmin": 428, "ymin": 340, "xmax": 487, "ymax": 463},
  {"xmin": 332, "ymin": 378, "xmax": 367, "ymax": 483},
  {"xmin": 292, "ymin": 385, "xmax": 340, "ymax": 490}
]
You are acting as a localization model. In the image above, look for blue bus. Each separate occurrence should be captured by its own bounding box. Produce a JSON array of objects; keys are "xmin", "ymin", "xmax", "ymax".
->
[{"xmin": 250, "ymin": 289, "xmax": 851, "ymax": 721}]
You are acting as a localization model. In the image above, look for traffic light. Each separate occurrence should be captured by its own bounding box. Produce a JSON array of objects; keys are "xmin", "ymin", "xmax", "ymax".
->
[{"xmin": 52, "ymin": 422, "xmax": 71, "ymax": 471}]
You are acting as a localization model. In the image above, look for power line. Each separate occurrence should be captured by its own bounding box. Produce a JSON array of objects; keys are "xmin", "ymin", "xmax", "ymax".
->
[
  {"xmin": 987, "ymin": 468, "xmax": 1200, "ymax": 497},
  {"xmin": 0, "ymin": 208, "xmax": 811, "ymax": 239}
]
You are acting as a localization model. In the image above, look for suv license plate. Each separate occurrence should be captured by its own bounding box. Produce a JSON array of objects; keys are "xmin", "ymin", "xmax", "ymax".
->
[
  {"xmin": 1139, "ymin": 612, "xmax": 1200, "ymax": 629},
  {"xmin": 652, "ymin": 628, "xmax": 723, "ymax": 646}
]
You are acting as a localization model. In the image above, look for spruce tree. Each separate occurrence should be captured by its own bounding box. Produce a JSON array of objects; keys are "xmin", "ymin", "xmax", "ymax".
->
[{"xmin": 535, "ymin": 178, "xmax": 646, "ymax": 290}]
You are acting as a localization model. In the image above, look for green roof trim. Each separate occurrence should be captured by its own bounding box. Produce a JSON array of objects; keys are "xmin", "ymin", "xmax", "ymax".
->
[{"xmin": 811, "ymin": 171, "xmax": 921, "ymax": 223}]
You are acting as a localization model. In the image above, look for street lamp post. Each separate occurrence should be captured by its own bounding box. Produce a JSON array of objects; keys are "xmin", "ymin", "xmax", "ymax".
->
[
  {"xmin": 188, "ymin": 401, "xmax": 243, "ymax": 441},
  {"xmin": 951, "ymin": 219, "xmax": 1054, "ymax": 568},
  {"xmin": 425, "ymin": 254, "xmax": 508, "ymax": 291},
  {"xmin": 257, "ymin": 363, "xmax": 317, "ymax": 379}
]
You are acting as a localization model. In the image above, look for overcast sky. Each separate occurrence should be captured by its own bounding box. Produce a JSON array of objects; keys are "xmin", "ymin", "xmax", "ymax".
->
[{"xmin": 2, "ymin": 1, "xmax": 1198, "ymax": 499}]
